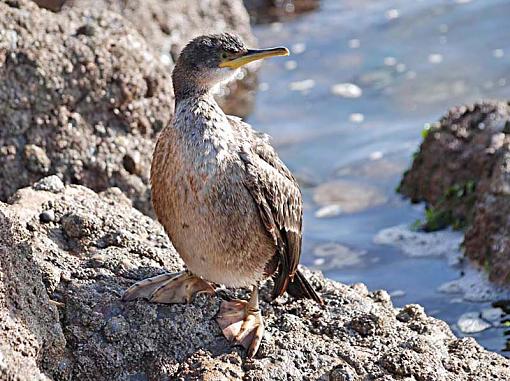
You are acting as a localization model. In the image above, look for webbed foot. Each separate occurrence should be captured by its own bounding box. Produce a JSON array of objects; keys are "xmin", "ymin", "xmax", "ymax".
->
[
  {"xmin": 216, "ymin": 287, "xmax": 264, "ymax": 358},
  {"xmin": 122, "ymin": 271, "xmax": 215, "ymax": 304}
]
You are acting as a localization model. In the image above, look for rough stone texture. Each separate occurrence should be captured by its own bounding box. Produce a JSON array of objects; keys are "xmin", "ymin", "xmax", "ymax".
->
[
  {"xmin": 62, "ymin": 0, "xmax": 258, "ymax": 118},
  {"xmin": 0, "ymin": 0, "xmax": 173, "ymax": 216},
  {"xmin": 244, "ymin": 0, "xmax": 320, "ymax": 24},
  {"xmin": 399, "ymin": 101, "xmax": 510, "ymax": 283},
  {"xmin": 0, "ymin": 0, "xmax": 256, "ymax": 217},
  {"xmin": 2, "ymin": 179, "xmax": 509, "ymax": 380}
]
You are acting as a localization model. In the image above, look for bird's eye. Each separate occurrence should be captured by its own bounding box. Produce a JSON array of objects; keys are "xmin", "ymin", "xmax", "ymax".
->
[{"xmin": 221, "ymin": 52, "xmax": 228, "ymax": 59}]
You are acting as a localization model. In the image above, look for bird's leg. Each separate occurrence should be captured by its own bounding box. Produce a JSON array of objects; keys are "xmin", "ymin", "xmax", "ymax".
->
[
  {"xmin": 216, "ymin": 286, "xmax": 265, "ymax": 358},
  {"xmin": 121, "ymin": 271, "xmax": 215, "ymax": 304}
]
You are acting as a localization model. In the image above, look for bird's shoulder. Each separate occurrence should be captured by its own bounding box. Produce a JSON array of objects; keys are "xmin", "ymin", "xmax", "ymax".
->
[
  {"xmin": 227, "ymin": 115, "xmax": 297, "ymax": 185},
  {"xmin": 227, "ymin": 115, "xmax": 302, "ymax": 229}
]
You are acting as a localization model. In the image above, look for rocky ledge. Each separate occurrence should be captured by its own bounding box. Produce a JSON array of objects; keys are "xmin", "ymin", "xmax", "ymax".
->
[
  {"xmin": 1, "ymin": 177, "xmax": 509, "ymax": 380},
  {"xmin": 0, "ymin": 0, "xmax": 255, "ymax": 217},
  {"xmin": 399, "ymin": 101, "xmax": 510, "ymax": 284}
]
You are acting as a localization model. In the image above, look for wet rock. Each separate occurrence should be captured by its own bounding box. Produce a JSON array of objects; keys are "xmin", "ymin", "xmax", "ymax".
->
[
  {"xmin": 336, "ymin": 158, "xmax": 405, "ymax": 180},
  {"xmin": 437, "ymin": 268, "xmax": 510, "ymax": 303},
  {"xmin": 399, "ymin": 101, "xmax": 510, "ymax": 284},
  {"xmin": 378, "ymin": 225, "xmax": 510, "ymax": 303},
  {"xmin": 313, "ymin": 243, "xmax": 367, "ymax": 270},
  {"xmin": 457, "ymin": 312, "xmax": 491, "ymax": 334},
  {"xmin": 481, "ymin": 307, "xmax": 503, "ymax": 323},
  {"xmin": 315, "ymin": 204, "xmax": 343, "ymax": 218},
  {"xmin": 1, "ymin": 180, "xmax": 509, "ymax": 380},
  {"xmin": 313, "ymin": 179, "xmax": 387, "ymax": 214},
  {"xmin": 374, "ymin": 224, "xmax": 463, "ymax": 258},
  {"xmin": 0, "ymin": 0, "xmax": 256, "ymax": 218}
]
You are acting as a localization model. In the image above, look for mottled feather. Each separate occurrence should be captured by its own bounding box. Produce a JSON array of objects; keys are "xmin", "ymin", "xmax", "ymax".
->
[{"xmin": 228, "ymin": 116, "xmax": 303, "ymax": 299}]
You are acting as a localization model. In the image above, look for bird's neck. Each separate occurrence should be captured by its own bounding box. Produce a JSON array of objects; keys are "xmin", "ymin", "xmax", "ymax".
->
[
  {"xmin": 172, "ymin": 63, "xmax": 214, "ymax": 103},
  {"xmin": 174, "ymin": 93, "xmax": 228, "ymax": 134},
  {"xmin": 173, "ymin": 80, "xmax": 212, "ymax": 103}
]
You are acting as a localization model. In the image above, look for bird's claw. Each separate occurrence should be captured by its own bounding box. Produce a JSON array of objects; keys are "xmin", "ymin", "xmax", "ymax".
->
[{"xmin": 216, "ymin": 299, "xmax": 265, "ymax": 358}]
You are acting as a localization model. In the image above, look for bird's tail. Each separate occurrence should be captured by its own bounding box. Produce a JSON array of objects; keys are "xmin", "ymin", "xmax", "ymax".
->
[{"xmin": 284, "ymin": 269, "xmax": 324, "ymax": 305}]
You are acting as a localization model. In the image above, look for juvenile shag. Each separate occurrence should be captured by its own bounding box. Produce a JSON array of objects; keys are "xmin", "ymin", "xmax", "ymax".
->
[{"xmin": 122, "ymin": 32, "xmax": 323, "ymax": 358}]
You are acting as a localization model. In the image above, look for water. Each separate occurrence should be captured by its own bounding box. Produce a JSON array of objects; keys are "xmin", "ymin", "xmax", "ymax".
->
[{"xmin": 247, "ymin": 0, "xmax": 510, "ymax": 354}]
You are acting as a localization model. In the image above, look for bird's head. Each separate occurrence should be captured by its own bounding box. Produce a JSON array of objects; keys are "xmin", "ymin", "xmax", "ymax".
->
[{"xmin": 172, "ymin": 32, "xmax": 289, "ymax": 100}]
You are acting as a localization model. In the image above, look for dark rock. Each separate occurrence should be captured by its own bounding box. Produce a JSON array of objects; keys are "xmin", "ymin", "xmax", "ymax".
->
[
  {"xmin": 32, "ymin": 0, "xmax": 66, "ymax": 11},
  {"xmin": 243, "ymin": 0, "xmax": 320, "ymax": 24},
  {"xmin": 399, "ymin": 101, "xmax": 510, "ymax": 283},
  {"xmin": 122, "ymin": 153, "xmax": 141, "ymax": 176},
  {"xmin": 39, "ymin": 209, "xmax": 55, "ymax": 223},
  {"xmin": 1, "ymin": 180, "xmax": 509, "ymax": 380},
  {"xmin": 329, "ymin": 363, "xmax": 357, "ymax": 381}
]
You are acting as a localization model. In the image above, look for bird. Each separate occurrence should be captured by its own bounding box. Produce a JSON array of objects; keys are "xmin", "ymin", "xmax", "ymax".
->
[{"xmin": 122, "ymin": 32, "xmax": 323, "ymax": 358}]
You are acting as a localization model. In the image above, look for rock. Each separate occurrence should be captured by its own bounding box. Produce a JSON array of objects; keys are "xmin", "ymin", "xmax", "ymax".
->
[
  {"xmin": 289, "ymin": 78, "xmax": 315, "ymax": 92},
  {"xmin": 39, "ymin": 209, "xmax": 55, "ymax": 223},
  {"xmin": 313, "ymin": 243, "xmax": 367, "ymax": 270},
  {"xmin": 336, "ymin": 158, "xmax": 406, "ymax": 181},
  {"xmin": 24, "ymin": 144, "xmax": 51, "ymax": 174},
  {"xmin": 437, "ymin": 268, "xmax": 510, "ymax": 303},
  {"xmin": 0, "ymin": 0, "xmax": 173, "ymax": 216},
  {"xmin": 315, "ymin": 204, "xmax": 343, "ymax": 218},
  {"xmin": 398, "ymin": 101, "xmax": 510, "ymax": 284},
  {"xmin": 377, "ymin": 225, "xmax": 510, "ymax": 303},
  {"xmin": 457, "ymin": 312, "xmax": 491, "ymax": 334},
  {"xmin": 0, "ymin": 0, "xmax": 256, "ymax": 218},
  {"xmin": 481, "ymin": 307, "xmax": 503, "ymax": 323},
  {"xmin": 1, "ymin": 180, "xmax": 509, "ymax": 380},
  {"xmin": 374, "ymin": 224, "xmax": 463, "ymax": 258},
  {"xmin": 313, "ymin": 179, "xmax": 387, "ymax": 214},
  {"xmin": 32, "ymin": 175, "xmax": 65, "ymax": 193},
  {"xmin": 32, "ymin": 0, "xmax": 66, "ymax": 11},
  {"xmin": 243, "ymin": 0, "xmax": 320, "ymax": 24},
  {"xmin": 64, "ymin": 0, "xmax": 258, "ymax": 118}
]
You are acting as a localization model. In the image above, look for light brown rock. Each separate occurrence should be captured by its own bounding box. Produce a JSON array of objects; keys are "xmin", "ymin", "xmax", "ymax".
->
[{"xmin": 1, "ymin": 178, "xmax": 509, "ymax": 380}]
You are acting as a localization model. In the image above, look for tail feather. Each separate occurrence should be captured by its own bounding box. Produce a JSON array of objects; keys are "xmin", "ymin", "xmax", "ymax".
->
[{"xmin": 284, "ymin": 270, "xmax": 323, "ymax": 305}]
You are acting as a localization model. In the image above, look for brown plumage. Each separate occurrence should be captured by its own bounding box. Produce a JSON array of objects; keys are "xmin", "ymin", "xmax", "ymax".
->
[{"xmin": 123, "ymin": 33, "xmax": 322, "ymax": 358}]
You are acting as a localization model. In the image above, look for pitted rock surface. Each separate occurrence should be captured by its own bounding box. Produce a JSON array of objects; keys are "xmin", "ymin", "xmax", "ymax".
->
[
  {"xmin": 1, "ymin": 179, "xmax": 509, "ymax": 380},
  {"xmin": 0, "ymin": 0, "xmax": 256, "ymax": 217}
]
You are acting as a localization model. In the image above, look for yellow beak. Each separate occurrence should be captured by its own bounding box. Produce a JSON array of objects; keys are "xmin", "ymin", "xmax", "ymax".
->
[{"xmin": 219, "ymin": 47, "xmax": 290, "ymax": 69}]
